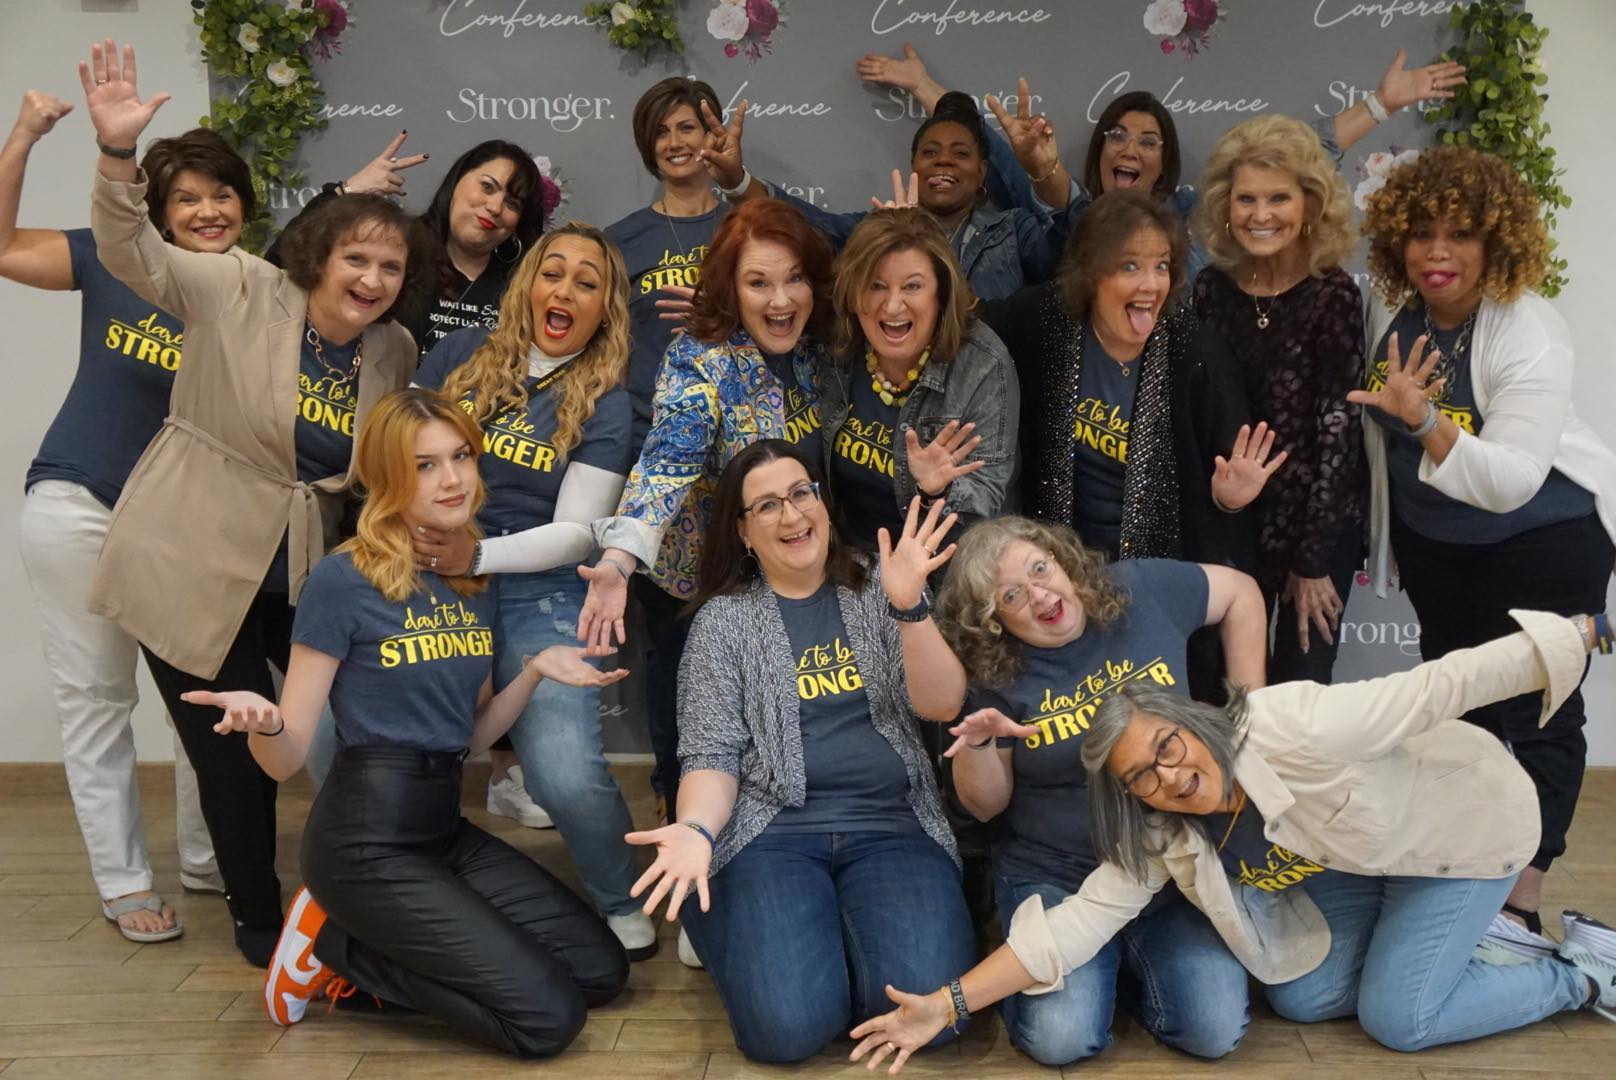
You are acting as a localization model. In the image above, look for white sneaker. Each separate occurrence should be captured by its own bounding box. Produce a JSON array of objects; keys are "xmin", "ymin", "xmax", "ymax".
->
[
  {"xmin": 607, "ymin": 911, "xmax": 659, "ymax": 961},
  {"xmin": 1556, "ymin": 940, "xmax": 1616, "ymax": 1021},
  {"xmin": 485, "ymin": 766, "xmax": 554, "ymax": 829},
  {"xmin": 677, "ymin": 926, "xmax": 703, "ymax": 969},
  {"xmin": 1477, "ymin": 911, "xmax": 1556, "ymax": 963},
  {"xmin": 1564, "ymin": 910, "xmax": 1616, "ymax": 956}
]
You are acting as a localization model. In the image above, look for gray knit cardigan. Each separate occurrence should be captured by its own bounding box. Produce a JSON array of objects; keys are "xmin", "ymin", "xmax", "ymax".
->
[{"xmin": 677, "ymin": 563, "xmax": 960, "ymax": 874}]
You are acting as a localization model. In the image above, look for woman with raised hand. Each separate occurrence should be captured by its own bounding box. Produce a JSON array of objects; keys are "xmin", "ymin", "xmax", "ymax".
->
[
  {"xmin": 80, "ymin": 38, "xmax": 431, "ymax": 965},
  {"xmin": 1191, "ymin": 115, "xmax": 1366, "ymax": 684},
  {"xmin": 184, "ymin": 388, "xmax": 629, "ymax": 1057},
  {"xmin": 625, "ymin": 440, "xmax": 974, "ymax": 1064},
  {"xmin": 850, "ymin": 608, "xmax": 1616, "ymax": 1070},
  {"xmin": 877, "ymin": 508, "xmax": 1263, "ymax": 1065},
  {"xmin": 0, "ymin": 89, "xmax": 246, "ymax": 945},
  {"xmin": 1349, "ymin": 145, "xmax": 1616, "ymax": 936},
  {"xmin": 412, "ymin": 223, "xmax": 656, "ymax": 960}
]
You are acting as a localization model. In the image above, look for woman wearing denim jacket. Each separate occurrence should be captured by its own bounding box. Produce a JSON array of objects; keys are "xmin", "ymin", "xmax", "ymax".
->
[
  {"xmin": 817, "ymin": 209, "xmax": 1019, "ymax": 553},
  {"xmin": 625, "ymin": 440, "xmax": 974, "ymax": 1064}
]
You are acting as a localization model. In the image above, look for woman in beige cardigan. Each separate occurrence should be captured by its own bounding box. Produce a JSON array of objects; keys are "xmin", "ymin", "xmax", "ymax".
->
[
  {"xmin": 850, "ymin": 608, "xmax": 1616, "ymax": 1069},
  {"xmin": 79, "ymin": 39, "xmax": 431, "ymax": 965}
]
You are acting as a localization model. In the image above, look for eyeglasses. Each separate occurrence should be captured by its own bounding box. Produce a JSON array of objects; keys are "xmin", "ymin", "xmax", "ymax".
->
[
  {"xmin": 1103, "ymin": 127, "xmax": 1165, "ymax": 155},
  {"xmin": 1120, "ymin": 729, "xmax": 1188, "ymax": 798},
  {"xmin": 741, "ymin": 481, "xmax": 821, "ymax": 522},
  {"xmin": 996, "ymin": 556, "xmax": 1057, "ymax": 613}
]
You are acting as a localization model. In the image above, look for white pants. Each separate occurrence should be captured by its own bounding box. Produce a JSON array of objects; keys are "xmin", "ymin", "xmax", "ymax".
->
[{"xmin": 18, "ymin": 480, "xmax": 215, "ymax": 899}]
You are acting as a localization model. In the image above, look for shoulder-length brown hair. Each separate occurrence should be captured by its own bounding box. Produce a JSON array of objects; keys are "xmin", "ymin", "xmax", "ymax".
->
[
  {"xmin": 1058, "ymin": 189, "xmax": 1187, "ymax": 320},
  {"xmin": 141, "ymin": 127, "xmax": 256, "ymax": 235},
  {"xmin": 276, "ymin": 193, "xmax": 440, "ymax": 327},
  {"xmin": 685, "ymin": 198, "xmax": 834, "ymax": 345},
  {"xmin": 1084, "ymin": 92, "xmax": 1181, "ymax": 201},
  {"xmin": 936, "ymin": 516, "xmax": 1129, "ymax": 688},
  {"xmin": 338, "ymin": 388, "xmax": 489, "ymax": 603},
  {"xmin": 440, "ymin": 222, "xmax": 629, "ymax": 459},
  {"xmin": 831, "ymin": 209, "xmax": 976, "ymax": 363},
  {"xmin": 687, "ymin": 439, "xmax": 866, "ymax": 613}
]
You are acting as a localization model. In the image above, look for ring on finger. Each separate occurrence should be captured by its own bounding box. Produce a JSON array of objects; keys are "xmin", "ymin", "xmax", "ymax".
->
[{"xmin": 430, "ymin": 555, "xmax": 438, "ymax": 569}]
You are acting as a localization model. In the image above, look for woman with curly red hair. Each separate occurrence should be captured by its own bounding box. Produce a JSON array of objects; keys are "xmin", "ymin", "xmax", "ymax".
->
[{"xmin": 1348, "ymin": 145, "xmax": 1616, "ymax": 938}]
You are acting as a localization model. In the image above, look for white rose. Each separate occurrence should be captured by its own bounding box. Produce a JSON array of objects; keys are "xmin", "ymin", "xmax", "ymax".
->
[
  {"xmin": 1354, "ymin": 174, "xmax": 1386, "ymax": 211},
  {"xmin": 1392, "ymin": 148, "xmax": 1422, "ymax": 169},
  {"xmin": 237, "ymin": 23, "xmax": 262, "ymax": 53},
  {"xmin": 1363, "ymin": 151, "xmax": 1395, "ymax": 178},
  {"xmin": 611, "ymin": 2, "xmax": 636, "ymax": 26},
  {"xmin": 1142, "ymin": 0, "xmax": 1187, "ymax": 37},
  {"xmin": 707, "ymin": 2, "xmax": 751, "ymax": 41},
  {"xmin": 266, "ymin": 60, "xmax": 299, "ymax": 88},
  {"xmin": 533, "ymin": 155, "xmax": 553, "ymax": 176}
]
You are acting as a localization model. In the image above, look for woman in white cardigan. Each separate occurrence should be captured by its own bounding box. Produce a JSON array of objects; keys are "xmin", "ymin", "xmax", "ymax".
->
[{"xmin": 1345, "ymin": 145, "xmax": 1616, "ymax": 937}]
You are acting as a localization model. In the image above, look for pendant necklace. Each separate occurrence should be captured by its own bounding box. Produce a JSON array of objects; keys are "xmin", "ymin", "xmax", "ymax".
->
[
  {"xmin": 1217, "ymin": 789, "xmax": 1249, "ymax": 852},
  {"xmin": 1250, "ymin": 272, "xmax": 1279, "ymax": 330}
]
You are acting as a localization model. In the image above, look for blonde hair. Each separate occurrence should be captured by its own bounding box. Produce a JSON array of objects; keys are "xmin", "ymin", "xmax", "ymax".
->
[
  {"xmin": 936, "ymin": 516, "xmax": 1129, "ymax": 688},
  {"xmin": 440, "ymin": 222, "xmax": 630, "ymax": 460},
  {"xmin": 831, "ymin": 209, "xmax": 976, "ymax": 362},
  {"xmin": 1193, "ymin": 114, "xmax": 1355, "ymax": 277},
  {"xmin": 338, "ymin": 388, "xmax": 489, "ymax": 603}
]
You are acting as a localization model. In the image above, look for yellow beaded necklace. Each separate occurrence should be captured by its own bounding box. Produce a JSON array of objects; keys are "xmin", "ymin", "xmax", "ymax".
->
[{"xmin": 865, "ymin": 346, "xmax": 930, "ymax": 407}]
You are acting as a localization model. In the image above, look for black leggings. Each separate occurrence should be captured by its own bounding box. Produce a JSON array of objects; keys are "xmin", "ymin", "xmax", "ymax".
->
[
  {"xmin": 143, "ymin": 588, "xmax": 292, "ymax": 930},
  {"xmin": 634, "ymin": 575, "xmax": 691, "ymax": 807},
  {"xmin": 303, "ymin": 746, "xmax": 628, "ymax": 1058},
  {"xmin": 1391, "ymin": 510, "xmax": 1614, "ymax": 872}
]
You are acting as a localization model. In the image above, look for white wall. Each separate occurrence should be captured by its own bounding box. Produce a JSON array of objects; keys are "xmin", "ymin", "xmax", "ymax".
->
[{"xmin": 0, "ymin": 1, "xmax": 1611, "ymax": 762}]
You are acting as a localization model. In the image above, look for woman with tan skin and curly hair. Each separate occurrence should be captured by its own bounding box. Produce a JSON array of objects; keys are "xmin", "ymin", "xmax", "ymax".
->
[
  {"xmin": 1192, "ymin": 115, "xmax": 1367, "ymax": 686},
  {"xmin": 1348, "ymin": 145, "xmax": 1616, "ymax": 938},
  {"xmin": 413, "ymin": 224, "xmax": 659, "ymax": 959}
]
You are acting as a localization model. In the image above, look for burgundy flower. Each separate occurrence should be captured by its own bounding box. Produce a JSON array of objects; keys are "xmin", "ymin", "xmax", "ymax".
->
[
  {"xmin": 724, "ymin": 41, "xmax": 739, "ymax": 57},
  {"xmin": 314, "ymin": 0, "xmax": 348, "ymax": 35},
  {"xmin": 746, "ymin": 0, "xmax": 780, "ymax": 36},
  {"xmin": 1183, "ymin": 0, "xmax": 1218, "ymax": 32},
  {"xmin": 540, "ymin": 175, "xmax": 562, "ymax": 221},
  {"xmin": 1160, "ymin": 38, "xmax": 1176, "ymax": 54}
]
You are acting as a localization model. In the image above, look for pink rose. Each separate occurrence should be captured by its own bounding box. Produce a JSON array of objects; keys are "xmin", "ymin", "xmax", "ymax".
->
[
  {"xmin": 746, "ymin": 0, "xmax": 779, "ymax": 36},
  {"xmin": 1183, "ymin": 0, "xmax": 1218, "ymax": 32},
  {"xmin": 725, "ymin": 42, "xmax": 739, "ymax": 57},
  {"xmin": 1160, "ymin": 39, "xmax": 1175, "ymax": 53}
]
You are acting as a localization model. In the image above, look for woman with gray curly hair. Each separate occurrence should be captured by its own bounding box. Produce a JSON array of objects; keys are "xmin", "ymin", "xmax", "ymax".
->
[{"xmin": 850, "ymin": 607, "xmax": 1616, "ymax": 1071}]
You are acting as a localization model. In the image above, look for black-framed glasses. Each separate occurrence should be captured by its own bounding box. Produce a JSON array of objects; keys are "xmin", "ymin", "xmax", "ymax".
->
[
  {"xmin": 1103, "ymin": 127, "xmax": 1164, "ymax": 154},
  {"xmin": 741, "ymin": 481, "xmax": 821, "ymax": 522},
  {"xmin": 1120, "ymin": 729, "xmax": 1187, "ymax": 798}
]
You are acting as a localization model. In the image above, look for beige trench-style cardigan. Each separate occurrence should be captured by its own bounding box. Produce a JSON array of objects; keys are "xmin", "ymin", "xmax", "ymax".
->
[{"xmin": 88, "ymin": 171, "xmax": 415, "ymax": 679}]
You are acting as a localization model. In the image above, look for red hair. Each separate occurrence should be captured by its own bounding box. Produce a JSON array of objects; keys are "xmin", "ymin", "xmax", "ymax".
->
[{"xmin": 685, "ymin": 198, "xmax": 834, "ymax": 344}]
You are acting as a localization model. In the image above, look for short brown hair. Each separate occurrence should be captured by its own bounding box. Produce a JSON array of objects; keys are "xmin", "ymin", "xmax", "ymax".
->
[
  {"xmin": 1363, "ymin": 145, "xmax": 1549, "ymax": 308},
  {"xmin": 275, "ymin": 194, "xmax": 440, "ymax": 326},
  {"xmin": 631, "ymin": 77, "xmax": 723, "ymax": 178},
  {"xmin": 141, "ymin": 128, "xmax": 256, "ymax": 233},
  {"xmin": 685, "ymin": 198, "xmax": 834, "ymax": 344},
  {"xmin": 831, "ymin": 209, "xmax": 976, "ymax": 362},
  {"xmin": 1059, "ymin": 189, "xmax": 1187, "ymax": 319}
]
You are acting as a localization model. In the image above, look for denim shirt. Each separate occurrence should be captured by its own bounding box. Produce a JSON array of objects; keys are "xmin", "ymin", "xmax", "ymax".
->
[{"xmin": 816, "ymin": 320, "xmax": 1020, "ymax": 526}]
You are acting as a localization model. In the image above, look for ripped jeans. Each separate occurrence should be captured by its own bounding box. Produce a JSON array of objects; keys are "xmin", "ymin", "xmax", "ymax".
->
[{"xmin": 493, "ymin": 569, "xmax": 641, "ymax": 916}]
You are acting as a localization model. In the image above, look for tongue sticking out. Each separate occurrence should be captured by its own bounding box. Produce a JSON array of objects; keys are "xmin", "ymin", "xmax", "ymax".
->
[{"xmin": 1126, "ymin": 304, "xmax": 1154, "ymax": 337}]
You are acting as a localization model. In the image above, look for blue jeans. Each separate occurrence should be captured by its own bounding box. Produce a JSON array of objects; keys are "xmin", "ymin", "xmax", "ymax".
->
[
  {"xmin": 681, "ymin": 829, "xmax": 976, "ymax": 1064},
  {"xmin": 995, "ymin": 876, "xmax": 1249, "ymax": 1065},
  {"xmin": 1266, "ymin": 872, "xmax": 1588, "ymax": 1050},
  {"xmin": 495, "ymin": 569, "xmax": 639, "ymax": 917}
]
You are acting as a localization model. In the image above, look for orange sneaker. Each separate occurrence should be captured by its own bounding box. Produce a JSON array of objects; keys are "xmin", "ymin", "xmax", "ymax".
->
[{"xmin": 263, "ymin": 886, "xmax": 333, "ymax": 1026}]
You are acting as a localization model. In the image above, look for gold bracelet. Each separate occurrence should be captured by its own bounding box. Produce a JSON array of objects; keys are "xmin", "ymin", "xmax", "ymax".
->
[{"xmin": 1029, "ymin": 160, "xmax": 1061, "ymax": 184}]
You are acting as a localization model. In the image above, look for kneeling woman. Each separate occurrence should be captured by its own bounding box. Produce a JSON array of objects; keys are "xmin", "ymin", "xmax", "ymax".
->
[
  {"xmin": 185, "ymin": 390, "xmax": 629, "ymax": 1058},
  {"xmin": 627, "ymin": 440, "xmax": 974, "ymax": 1064},
  {"xmin": 851, "ymin": 609, "xmax": 1616, "ymax": 1070}
]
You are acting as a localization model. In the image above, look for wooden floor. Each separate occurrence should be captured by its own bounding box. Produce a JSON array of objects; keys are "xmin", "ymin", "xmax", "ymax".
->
[{"xmin": 1, "ymin": 762, "xmax": 1613, "ymax": 1079}]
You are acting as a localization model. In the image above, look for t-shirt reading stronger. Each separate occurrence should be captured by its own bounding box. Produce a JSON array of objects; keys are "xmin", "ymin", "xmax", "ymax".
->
[
  {"xmin": 763, "ymin": 350, "xmax": 824, "ymax": 467},
  {"xmin": 1201, "ymin": 801, "xmax": 1337, "ymax": 895},
  {"xmin": 293, "ymin": 552, "xmax": 498, "ymax": 753},
  {"xmin": 992, "ymin": 558, "xmax": 1207, "ymax": 892},
  {"xmin": 766, "ymin": 583, "xmax": 918, "ymax": 834},
  {"xmin": 1070, "ymin": 327, "xmax": 1138, "ymax": 555},
  {"xmin": 417, "ymin": 328, "xmax": 635, "ymax": 536},
  {"xmin": 295, "ymin": 332, "xmax": 359, "ymax": 482},
  {"xmin": 830, "ymin": 372, "xmax": 902, "ymax": 551}
]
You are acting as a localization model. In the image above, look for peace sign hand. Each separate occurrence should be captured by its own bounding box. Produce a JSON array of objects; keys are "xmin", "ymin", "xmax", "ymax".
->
[
  {"xmin": 1345, "ymin": 331, "xmax": 1443, "ymax": 428},
  {"xmin": 871, "ymin": 169, "xmax": 921, "ymax": 210},
  {"xmin": 343, "ymin": 131, "xmax": 429, "ymax": 197},
  {"xmin": 904, "ymin": 420, "xmax": 983, "ymax": 498},
  {"xmin": 985, "ymin": 78, "xmax": 1060, "ymax": 181},
  {"xmin": 1210, "ymin": 422, "xmax": 1288, "ymax": 512},
  {"xmin": 698, "ymin": 99, "xmax": 748, "ymax": 192},
  {"xmin": 78, "ymin": 38, "xmax": 169, "ymax": 150},
  {"xmin": 877, "ymin": 496, "xmax": 958, "ymax": 610}
]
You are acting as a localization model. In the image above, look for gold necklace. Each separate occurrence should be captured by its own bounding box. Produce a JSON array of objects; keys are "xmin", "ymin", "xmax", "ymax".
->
[
  {"xmin": 1249, "ymin": 272, "xmax": 1279, "ymax": 330},
  {"xmin": 866, "ymin": 346, "xmax": 930, "ymax": 407},
  {"xmin": 305, "ymin": 323, "xmax": 364, "ymax": 386},
  {"xmin": 1217, "ymin": 788, "xmax": 1248, "ymax": 852}
]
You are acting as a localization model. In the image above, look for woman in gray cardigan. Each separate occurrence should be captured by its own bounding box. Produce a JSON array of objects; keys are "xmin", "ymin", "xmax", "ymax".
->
[{"xmin": 625, "ymin": 439, "xmax": 974, "ymax": 1064}]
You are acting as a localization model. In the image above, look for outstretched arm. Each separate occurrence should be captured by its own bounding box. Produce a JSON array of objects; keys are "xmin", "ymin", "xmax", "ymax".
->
[
  {"xmin": 182, "ymin": 644, "xmax": 340, "ymax": 782},
  {"xmin": 1332, "ymin": 49, "xmax": 1467, "ymax": 153}
]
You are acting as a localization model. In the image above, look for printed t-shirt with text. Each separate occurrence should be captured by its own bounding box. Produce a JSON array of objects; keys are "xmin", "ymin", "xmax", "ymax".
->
[
  {"xmin": 1202, "ymin": 802, "xmax": 1336, "ymax": 895},
  {"xmin": 830, "ymin": 371, "xmax": 902, "ymax": 551},
  {"xmin": 1070, "ymin": 326, "xmax": 1138, "ymax": 554}
]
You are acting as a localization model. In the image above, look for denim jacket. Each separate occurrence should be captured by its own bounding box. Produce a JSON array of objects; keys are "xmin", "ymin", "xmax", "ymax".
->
[
  {"xmin": 596, "ymin": 329, "xmax": 822, "ymax": 598},
  {"xmin": 817, "ymin": 320, "xmax": 1020, "ymax": 528}
]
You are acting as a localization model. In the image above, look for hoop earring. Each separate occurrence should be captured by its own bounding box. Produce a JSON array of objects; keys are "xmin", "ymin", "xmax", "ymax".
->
[
  {"xmin": 1303, "ymin": 222, "xmax": 1313, "ymax": 237},
  {"xmin": 741, "ymin": 547, "xmax": 759, "ymax": 575},
  {"xmin": 1224, "ymin": 221, "xmax": 1231, "ymax": 236},
  {"xmin": 494, "ymin": 234, "xmax": 523, "ymax": 264}
]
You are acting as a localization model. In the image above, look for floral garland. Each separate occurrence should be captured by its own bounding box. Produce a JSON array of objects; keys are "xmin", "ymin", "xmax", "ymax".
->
[
  {"xmin": 585, "ymin": 0, "xmax": 684, "ymax": 57},
  {"xmin": 191, "ymin": 0, "xmax": 352, "ymax": 251}
]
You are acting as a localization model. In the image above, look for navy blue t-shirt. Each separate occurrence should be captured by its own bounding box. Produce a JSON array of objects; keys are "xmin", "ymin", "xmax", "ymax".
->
[
  {"xmin": 992, "ymin": 558, "xmax": 1207, "ymax": 892},
  {"xmin": 766, "ymin": 583, "xmax": 918, "ymax": 834},
  {"xmin": 1071, "ymin": 327, "xmax": 1138, "ymax": 555},
  {"xmin": 293, "ymin": 552, "xmax": 498, "ymax": 752},
  {"xmin": 830, "ymin": 371, "xmax": 902, "ymax": 551},
  {"xmin": 1201, "ymin": 802, "xmax": 1337, "ymax": 895},
  {"xmin": 763, "ymin": 350, "xmax": 824, "ymax": 467},
  {"xmin": 294, "ymin": 332, "xmax": 359, "ymax": 482},
  {"xmin": 26, "ymin": 229, "xmax": 182, "ymax": 509},
  {"xmin": 1368, "ymin": 306, "xmax": 1594, "ymax": 544},
  {"xmin": 605, "ymin": 203, "xmax": 729, "ymax": 450},
  {"xmin": 418, "ymin": 327, "xmax": 635, "ymax": 536}
]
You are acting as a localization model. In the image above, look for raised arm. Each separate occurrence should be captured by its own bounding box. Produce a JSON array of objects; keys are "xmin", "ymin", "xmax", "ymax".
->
[
  {"xmin": 1331, "ymin": 49, "xmax": 1467, "ymax": 154},
  {"xmin": 0, "ymin": 91, "xmax": 75, "ymax": 290}
]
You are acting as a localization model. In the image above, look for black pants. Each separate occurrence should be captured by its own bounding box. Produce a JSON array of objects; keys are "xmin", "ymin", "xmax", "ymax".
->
[
  {"xmin": 142, "ymin": 588, "xmax": 291, "ymax": 930},
  {"xmin": 1391, "ymin": 510, "xmax": 1613, "ymax": 872},
  {"xmin": 634, "ymin": 575, "xmax": 692, "ymax": 808},
  {"xmin": 304, "ymin": 747, "xmax": 628, "ymax": 1058},
  {"xmin": 1263, "ymin": 528, "xmax": 1364, "ymax": 686}
]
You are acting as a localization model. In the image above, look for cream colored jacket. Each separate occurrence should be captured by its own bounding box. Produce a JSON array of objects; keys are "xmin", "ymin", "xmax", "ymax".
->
[{"xmin": 1005, "ymin": 610, "xmax": 1588, "ymax": 990}]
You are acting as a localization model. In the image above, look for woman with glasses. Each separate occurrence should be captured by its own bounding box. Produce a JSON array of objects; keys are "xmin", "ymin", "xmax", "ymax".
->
[
  {"xmin": 850, "ymin": 608, "xmax": 1616, "ymax": 1070},
  {"xmin": 871, "ymin": 509, "xmax": 1266, "ymax": 1065},
  {"xmin": 624, "ymin": 440, "xmax": 975, "ymax": 1064}
]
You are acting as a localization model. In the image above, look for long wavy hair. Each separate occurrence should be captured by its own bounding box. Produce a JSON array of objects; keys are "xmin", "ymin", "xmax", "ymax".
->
[
  {"xmin": 936, "ymin": 516, "xmax": 1129, "ymax": 689},
  {"xmin": 439, "ymin": 223, "xmax": 630, "ymax": 459},
  {"xmin": 338, "ymin": 389, "xmax": 490, "ymax": 603}
]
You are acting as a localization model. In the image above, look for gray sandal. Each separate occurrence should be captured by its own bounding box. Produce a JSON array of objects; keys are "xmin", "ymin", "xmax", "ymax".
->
[{"xmin": 101, "ymin": 894, "xmax": 184, "ymax": 943}]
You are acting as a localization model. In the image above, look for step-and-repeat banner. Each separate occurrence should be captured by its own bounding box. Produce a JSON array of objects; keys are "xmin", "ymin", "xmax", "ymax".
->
[{"xmin": 249, "ymin": 0, "xmax": 1461, "ymax": 750}]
